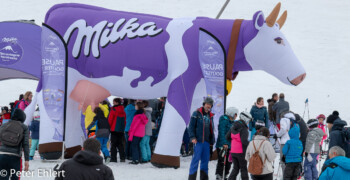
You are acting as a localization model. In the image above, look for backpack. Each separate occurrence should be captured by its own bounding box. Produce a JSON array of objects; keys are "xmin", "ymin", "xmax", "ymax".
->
[
  {"xmin": 248, "ymin": 140, "xmax": 266, "ymax": 175},
  {"xmin": 11, "ymin": 100, "xmax": 25, "ymax": 118},
  {"xmin": 0, "ymin": 120, "xmax": 24, "ymax": 146},
  {"xmin": 341, "ymin": 127, "xmax": 350, "ymax": 158}
]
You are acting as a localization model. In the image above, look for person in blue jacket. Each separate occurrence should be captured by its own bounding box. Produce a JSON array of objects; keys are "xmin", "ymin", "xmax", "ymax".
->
[
  {"xmin": 319, "ymin": 146, "xmax": 350, "ymax": 179},
  {"xmin": 124, "ymin": 99, "xmax": 136, "ymax": 160},
  {"xmin": 188, "ymin": 97, "xmax": 215, "ymax": 180},
  {"xmin": 282, "ymin": 123, "xmax": 303, "ymax": 180},
  {"xmin": 249, "ymin": 97, "xmax": 269, "ymax": 140},
  {"xmin": 29, "ymin": 110, "xmax": 40, "ymax": 160},
  {"xmin": 215, "ymin": 107, "xmax": 239, "ymax": 180}
]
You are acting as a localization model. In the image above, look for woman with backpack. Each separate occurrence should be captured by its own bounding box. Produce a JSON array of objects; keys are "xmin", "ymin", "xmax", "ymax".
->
[
  {"xmin": 86, "ymin": 107, "xmax": 111, "ymax": 163},
  {"xmin": 18, "ymin": 91, "xmax": 32, "ymax": 110},
  {"xmin": 225, "ymin": 111, "xmax": 251, "ymax": 180},
  {"xmin": 245, "ymin": 127, "xmax": 276, "ymax": 180}
]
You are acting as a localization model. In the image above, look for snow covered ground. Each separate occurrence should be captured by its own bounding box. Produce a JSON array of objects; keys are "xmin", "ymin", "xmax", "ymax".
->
[{"xmin": 0, "ymin": 0, "xmax": 349, "ymax": 179}]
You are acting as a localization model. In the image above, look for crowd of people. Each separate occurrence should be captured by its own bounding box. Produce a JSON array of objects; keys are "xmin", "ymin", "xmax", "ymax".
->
[{"xmin": 0, "ymin": 91, "xmax": 349, "ymax": 180}]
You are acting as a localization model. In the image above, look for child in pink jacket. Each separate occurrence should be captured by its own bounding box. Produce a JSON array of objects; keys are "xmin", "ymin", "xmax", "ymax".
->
[
  {"xmin": 128, "ymin": 101, "xmax": 148, "ymax": 164},
  {"xmin": 317, "ymin": 114, "xmax": 328, "ymax": 147}
]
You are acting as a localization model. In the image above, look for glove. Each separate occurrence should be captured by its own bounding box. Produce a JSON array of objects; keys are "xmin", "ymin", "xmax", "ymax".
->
[
  {"xmin": 307, "ymin": 154, "xmax": 313, "ymax": 162},
  {"xmin": 273, "ymin": 134, "xmax": 278, "ymax": 140}
]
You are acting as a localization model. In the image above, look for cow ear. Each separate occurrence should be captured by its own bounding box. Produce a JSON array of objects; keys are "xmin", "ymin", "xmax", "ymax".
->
[{"xmin": 253, "ymin": 11, "xmax": 265, "ymax": 30}]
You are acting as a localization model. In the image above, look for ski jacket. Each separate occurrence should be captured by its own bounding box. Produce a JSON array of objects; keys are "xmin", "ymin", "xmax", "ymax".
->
[
  {"xmin": 282, "ymin": 125, "xmax": 303, "ymax": 163},
  {"xmin": 245, "ymin": 135, "xmax": 277, "ymax": 175},
  {"xmin": 319, "ymin": 156, "xmax": 350, "ymax": 179},
  {"xmin": 188, "ymin": 107, "xmax": 215, "ymax": 145},
  {"xmin": 124, "ymin": 104, "xmax": 136, "ymax": 132},
  {"xmin": 276, "ymin": 113, "xmax": 294, "ymax": 144},
  {"xmin": 318, "ymin": 123, "xmax": 328, "ymax": 146},
  {"xmin": 0, "ymin": 119, "xmax": 30, "ymax": 161},
  {"xmin": 18, "ymin": 99, "xmax": 29, "ymax": 111},
  {"xmin": 29, "ymin": 120, "xmax": 40, "ymax": 139},
  {"xmin": 84, "ymin": 104, "xmax": 109, "ymax": 131},
  {"xmin": 249, "ymin": 105, "xmax": 269, "ymax": 130},
  {"xmin": 87, "ymin": 111, "xmax": 110, "ymax": 138},
  {"xmin": 272, "ymin": 98, "xmax": 289, "ymax": 123},
  {"xmin": 144, "ymin": 107, "xmax": 153, "ymax": 136},
  {"xmin": 267, "ymin": 99, "xmax": 276, "ymax": 121},
  {"xmin": 305, "ymin": 128, "xmax": 324, "ymax": 154},
  {"xmin": 295, "ymin": 114, "xmax": 308, "ymax": 146},
  {"xmin": 128, "ymin": 110, "xmax": 148, "ymax": 141},
  {"xmin": 0, "ymin": 113, "xmax": 11, "ymax": 126},
  {"xmin": 216, "ymin": 115, "xmax": 234, "ymax": 149},
  {"xmin": 108, "ymin": 105, "xmax": 126, "ymax": 132},
  {"xmin": 55, "ymin": 150, "xmax": 114, "ymax": 180},
  {"xmin": 329, "ymin": 119, "xmax": 347, "ymax": 151},
  {"xmin": 226, "ymin": 120, "xmax": 249, "ymax": 154}
]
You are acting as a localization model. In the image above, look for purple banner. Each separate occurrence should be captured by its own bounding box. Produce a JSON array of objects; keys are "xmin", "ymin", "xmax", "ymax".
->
[
  {"xmin": 0, "ymin": 22, "xmax": 41, "ymax": 80},
  {"xmin": 41, "ymin": 25, "xmax": 66, "ymax": 141},
  {"xmin": 199, "ymin": 29, "xmax": 225, "ymax": 126}
]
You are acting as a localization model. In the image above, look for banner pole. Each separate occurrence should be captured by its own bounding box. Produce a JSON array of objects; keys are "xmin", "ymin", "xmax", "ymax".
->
[{"xmin": 216, "ymin": 0, "xmax": 231, "ymax": 19}]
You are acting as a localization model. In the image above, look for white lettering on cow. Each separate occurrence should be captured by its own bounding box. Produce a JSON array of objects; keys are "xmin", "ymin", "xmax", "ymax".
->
[{"xmin": 64, "ymin": 18, "xmax": 163, "ymax": 59}]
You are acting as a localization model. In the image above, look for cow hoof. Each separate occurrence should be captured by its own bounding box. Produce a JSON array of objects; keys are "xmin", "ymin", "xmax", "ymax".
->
[
  {"xmin": 151, "ymin": 153, "xmax": 180, "ymax": 169},
  {"xmin": 64, "ymin": 145, "xmax": 82, "ymax": 158}
]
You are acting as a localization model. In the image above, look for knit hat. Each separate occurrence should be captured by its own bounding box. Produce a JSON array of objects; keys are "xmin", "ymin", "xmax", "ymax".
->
[
  {"xmin": 11, "ymin": 109, "xmax": 26, "ymax": 123},
  {"xmin": 33, "ymin": 111, "xmax": 40, "ymax": 121},
  {"xmin": 326, "ymin": 111, "xmax": 340, "ymax": 124},
  {"xmin": 255, "ymin": 120, "xmax": 265, "ymax": 130},
  {"xmin": 240, "ymin": 111, "xmax": 252, "ymax": 125},
  {"xmin": 226, "ymin": 107, "xmax": 239, "ymax": 118},
  {"xmin": 203, "ymin": 97, "xmax": 214, "ymax": 106},
  {"xmin": 307, "ymin": 119, "xmax": 319, "ymax": 128},
  {"xmin": 316, "ymin": 114, "xmax": 326, "ymax": 120}
]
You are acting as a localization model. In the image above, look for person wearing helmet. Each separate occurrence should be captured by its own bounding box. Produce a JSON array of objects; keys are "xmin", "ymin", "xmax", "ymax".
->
[
  {"xmin": 317, "ymin": 114, "xmax": 328, "ymax": 147},
  {"xmin": 0, "ymin": 106, "xmax": 11, "ymax": 126},
  {"xmin": 188, "ymin": 97, "xmax": 215, "ymax": 180},
  {"xmin": 225, "ymin": 111, "xmax": 251, "ymax": 180},
  {"xmin": 215, "ymin": 107, "xmax": 239, "ymax": 180}
]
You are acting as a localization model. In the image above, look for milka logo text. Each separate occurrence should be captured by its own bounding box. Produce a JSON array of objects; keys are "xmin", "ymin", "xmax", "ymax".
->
[{"xmin": 64, "ymin": 18, "xmax": 163, "ymax": 58}]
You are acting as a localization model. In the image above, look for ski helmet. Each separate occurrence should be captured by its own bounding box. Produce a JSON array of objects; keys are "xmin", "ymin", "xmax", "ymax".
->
[
  {"xmin": 255, "ymin": 120, "xmax": 265, "ymax": 130},
  {"xmin": 203, "ymin": 97, "xmax": 214, "ymax": 106},
  {"xmin": 240, "ymin": 111, "xmax": 252, "ymax": 124},
  {"xmin": 316, "ymin": 114, "xmax": 325, "ymax": 120},
  {"xmin": 226, "ymin": 107, "xmax": 239, "ymax": 119},
  {"xmin": 307, "ymin": 119, "xmax": 319, "ymax": 128}
]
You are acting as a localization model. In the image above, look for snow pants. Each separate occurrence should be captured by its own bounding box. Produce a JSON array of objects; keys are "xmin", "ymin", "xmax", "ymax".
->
[
  {"xmin": 215, "ymin": 148, "xmax": 231, "ymax": 177},
  {"xmin": 110, "ymin": 132, "xmax": 125, "ymax": 161},
  {"xmin": 0, "ymin": 154, "xmax": 20, "ymax": 180},
  {"xmin": 131, "ymin": 136, "xmax": 142, "ymax": 162},
  {"xmin": 228, "ymin": 153, "xmax": 249, "ymax": 180},
  {"xmin": 140, "ymin": 135, "xmax": 151, "ymax": 161},
  {"xmin": 125, "ymin": 132, "xmax": 132, "ymax": 159},
  {"xmin": 29, "ymin": 139, "xmax": 39, "ymax": 157},
  {"xmin": 304, "ymin": 153, "xmax": 318, "ymax": 180},
  {"xmin": 96, "ymin": 137, "xmax": 110, "ymax": 158},
  {"xmin": 284, "ymin": 162, "xmax": 301, "ymax": 180},
  {"xmin": 189, "ymin": 142, "xmax": 210, "ymax": 175}
]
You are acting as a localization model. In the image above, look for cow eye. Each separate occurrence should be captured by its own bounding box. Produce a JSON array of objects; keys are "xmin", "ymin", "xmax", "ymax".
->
[{"xmin": 274, "ymin": 37, "xmax": 284, "ymax": 45}]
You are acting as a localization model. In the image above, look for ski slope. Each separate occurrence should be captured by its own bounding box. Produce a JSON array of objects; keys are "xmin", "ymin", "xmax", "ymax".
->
[{"xmin": 0, "ymin": 0, "xmax": 349, "ymax": 179}]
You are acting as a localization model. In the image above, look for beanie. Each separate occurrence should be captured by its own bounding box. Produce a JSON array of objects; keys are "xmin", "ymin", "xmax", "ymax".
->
[{"xmin": 326, "ymin": 111, "xmax": 340, "ymax": 124}]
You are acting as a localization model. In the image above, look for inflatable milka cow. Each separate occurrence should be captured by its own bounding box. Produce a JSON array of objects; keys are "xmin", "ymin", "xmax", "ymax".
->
[{"xmin": 43, "ymin": 2, "xmax": 305, "ymax": 167}]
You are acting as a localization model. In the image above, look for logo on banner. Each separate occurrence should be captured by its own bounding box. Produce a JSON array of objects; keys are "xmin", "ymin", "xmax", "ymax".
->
[
  {"xmin": 0, "ymin": 37, "xmax": 23, "ymax": 65},
  {"xmin": 64, "ymin": 18, "xmax": 163, "ymax": 59}
]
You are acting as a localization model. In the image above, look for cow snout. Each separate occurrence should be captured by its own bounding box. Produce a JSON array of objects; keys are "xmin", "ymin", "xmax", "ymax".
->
[{"xmin": 291, "ymin": 73, "xmax": 306, "ymax": 86}]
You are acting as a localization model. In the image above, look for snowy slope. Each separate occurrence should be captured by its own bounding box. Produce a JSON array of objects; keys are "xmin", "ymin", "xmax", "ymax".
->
[{"xmin": 0, "ymin": 0, "xmax": 349, "ymax": 179}]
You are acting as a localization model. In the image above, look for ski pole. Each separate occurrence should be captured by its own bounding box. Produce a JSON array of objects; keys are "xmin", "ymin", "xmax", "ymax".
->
[
  {"xmin": 222, "ymin": 148, "xmax": 227, "ymax": 180},
  {"xmin": 216, "ymin": 0, "xmax": 231, "ymax": 19}
]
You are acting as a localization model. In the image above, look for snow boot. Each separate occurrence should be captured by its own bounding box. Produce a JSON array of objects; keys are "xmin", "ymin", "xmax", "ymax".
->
[
  {"xmin": 188, "ymin": 172, "xmax": 197, "ymax": 180},
  {"xmin": 200, "ymin": 170, "xmax": 208, "ymax": 180}
]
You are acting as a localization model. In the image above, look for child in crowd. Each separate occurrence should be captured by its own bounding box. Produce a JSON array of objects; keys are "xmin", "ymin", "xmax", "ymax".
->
[{"xmin": 29, "ymin": 110, "xmax": 40, "ymax": 160}]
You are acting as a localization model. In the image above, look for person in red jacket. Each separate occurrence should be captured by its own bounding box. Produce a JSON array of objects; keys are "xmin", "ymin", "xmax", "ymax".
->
[
  {"xmin": 108, "ymin": 98, "xmax": 127, "ymax": 162},
  {"xmin": 128, "ymin": 101, "xmax": 148, "ymax": 164},
  {"xmin": 0, "ymin": 106, "xmax": 11, "ymax": 126}
]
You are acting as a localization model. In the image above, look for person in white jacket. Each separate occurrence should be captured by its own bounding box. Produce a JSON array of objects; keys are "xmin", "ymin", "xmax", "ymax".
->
[{"xmin": 274, "ymin": 112, "xmax": 295, "ymax": 175}]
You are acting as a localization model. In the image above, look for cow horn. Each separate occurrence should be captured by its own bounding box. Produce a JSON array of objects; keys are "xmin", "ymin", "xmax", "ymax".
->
[
  {"xmin": 266, "ymin": 2, "xmax": 281, "ymax": 27},
  {"xmin": 277, "ymin": 10, "xmax": 287, "ymax": 29}
]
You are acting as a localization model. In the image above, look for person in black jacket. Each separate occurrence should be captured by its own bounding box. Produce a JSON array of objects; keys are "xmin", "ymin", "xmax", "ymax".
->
[
  {"xmin": 55, "ymin": 138, "xmax": 114, "ymax": 180},
  {"xmin": 294, "ymin": 114, "xmax": 308, "ymax": 153},
  {"xmin": 87, "ymin": 107, "xmax": 111, "ymax": 163},
  {"xmin": 0, "ymin": 109, "xmax": 30, "ymax": 180}
]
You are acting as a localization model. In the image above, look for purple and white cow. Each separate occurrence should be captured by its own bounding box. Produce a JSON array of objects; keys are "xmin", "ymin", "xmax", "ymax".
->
[{"xmin": 44, "ymin": 2, "xmax": 305, "ymax": 167}]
